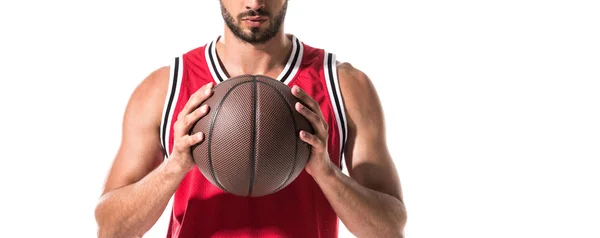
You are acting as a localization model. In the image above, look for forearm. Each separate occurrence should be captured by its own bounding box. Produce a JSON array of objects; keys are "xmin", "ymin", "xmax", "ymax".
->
[
  {"xmin": 314, "ymin": 166, "xmax": 407, "ymax": 238},
  {"xmin": 95, "ymin": 159, "xmax": 188, "ymax": 238}
]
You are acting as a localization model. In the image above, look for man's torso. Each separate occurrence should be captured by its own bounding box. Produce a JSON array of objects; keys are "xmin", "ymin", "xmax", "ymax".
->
[{"xmin": 159, "ymin": 35, "xmax": 347, "ymax": 238}]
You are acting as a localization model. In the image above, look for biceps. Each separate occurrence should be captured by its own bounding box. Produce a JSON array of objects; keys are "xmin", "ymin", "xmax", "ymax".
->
[
  {"xmin": 345, "ymin": 133, "xmax": 402, "ymax": 200},
  {"xmin": 101, "ymin": 66, "xmax": 170, "ymax": 195},
  {"xmin": 102, "ymin": 128, "xmax": 164, "ymax": 195}
]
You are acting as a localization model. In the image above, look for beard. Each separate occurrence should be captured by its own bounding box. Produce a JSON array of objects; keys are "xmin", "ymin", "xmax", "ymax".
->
[{"xmin": 220, "ymin": 1, "xmax": 288, "ymax": 44}]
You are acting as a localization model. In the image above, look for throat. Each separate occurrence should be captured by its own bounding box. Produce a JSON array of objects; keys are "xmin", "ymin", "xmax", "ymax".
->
[
  {"xmin": 226, "ymin": 60, "xmax": 285, "ymax": 79},
  {"xmin": 215, "ymin": 35, "xmax": 294, "ymax": 79}
]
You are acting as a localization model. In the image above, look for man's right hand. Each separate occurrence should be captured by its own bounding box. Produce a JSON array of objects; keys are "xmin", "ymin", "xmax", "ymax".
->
[
  {"xmin": 170, "ymin": 82, "xmax": 214, "ymax": 172},
  {"xmin": 96, "ymin": 66, "xmax": 217, "ymax": 237}
]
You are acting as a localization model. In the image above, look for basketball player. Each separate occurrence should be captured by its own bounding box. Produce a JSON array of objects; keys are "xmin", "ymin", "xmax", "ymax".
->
[{"xmin": 95, "ymin": 0, "xmax": 407, "ymax": 237}]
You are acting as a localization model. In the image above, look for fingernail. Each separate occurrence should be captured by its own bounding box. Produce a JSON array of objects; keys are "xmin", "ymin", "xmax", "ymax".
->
[
  {"xmin": 205, "ymin": 88, "xmax": 211, "ymax": 95},
  {"xmin": 201, "ymin": 105, "xmax": 208, "ymax": 112},
  {"xmin": 299, "ymin": 103, "xmax": 304, "ymax": 109},
  {"xmin": 197, "ymin": 132, "xmax": 204, "ymax": 140},
  {"xmin": 296, "ymin": 102, "xmax": 303, "ymax": 110},
  {"xmin": 300, "ymin": 131, "xmax": 306, "ymax": 137}
]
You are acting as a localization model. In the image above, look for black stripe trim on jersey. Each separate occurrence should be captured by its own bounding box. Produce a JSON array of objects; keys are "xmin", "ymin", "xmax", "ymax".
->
[
  {"xmin": 327, "ymin": 53, "xmax": 347, "ymax": 168},
  {"xmin": 208, "ymin": 42, "xmax": 224, "ymax": 82},
  {"xmin": 279, "ymin": 37, "xmax": 301, "ymax": 83},
  {"xmin": 161, "ymin": 57, "xmax": 179, "ymax": 157}
]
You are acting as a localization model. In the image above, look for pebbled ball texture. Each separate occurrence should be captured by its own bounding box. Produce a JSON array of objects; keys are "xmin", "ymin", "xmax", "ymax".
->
[{"xmin": 190, "ymin": 75, "xmax": 313, "ymax": 197}]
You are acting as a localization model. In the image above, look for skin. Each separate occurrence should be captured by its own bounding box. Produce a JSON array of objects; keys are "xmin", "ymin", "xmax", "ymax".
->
[{"xmin": 95, "ymin": 0, "xmax": 407, "ymax": 237}]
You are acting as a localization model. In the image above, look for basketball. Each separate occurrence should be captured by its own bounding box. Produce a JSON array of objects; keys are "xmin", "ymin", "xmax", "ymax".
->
[{"xmin": 190, "ymin": 75, "xmax": 313, "ymax": 197}]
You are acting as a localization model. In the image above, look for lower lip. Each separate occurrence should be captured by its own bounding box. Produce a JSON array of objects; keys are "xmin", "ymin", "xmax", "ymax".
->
[{"xmin": 244, "ymin": 19, "xmax": 266, "ymax": 27}]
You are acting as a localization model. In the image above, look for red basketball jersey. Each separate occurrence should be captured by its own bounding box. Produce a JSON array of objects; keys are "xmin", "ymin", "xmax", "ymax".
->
[{"xmin": 159, "ymin": 35, "xmax": 348, "ymax": 238}]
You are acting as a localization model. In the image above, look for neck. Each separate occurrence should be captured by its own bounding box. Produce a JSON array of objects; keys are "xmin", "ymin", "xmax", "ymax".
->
[{"xmin": 216, "ymin": 27, "xmax": 292, "ymax": 79}]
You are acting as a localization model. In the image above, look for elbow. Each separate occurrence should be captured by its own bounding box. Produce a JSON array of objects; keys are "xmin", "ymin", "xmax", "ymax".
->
[
  {"xmin": 95, "ymin": 197, "xmax": 142, "ymax": 238},
  {"xmin": 96, "ymin": 226, "xmax": 113, "ymax": 238},
  {"xmin": 95, "ymin": 200, "xmax": 114, "ymax": 238},
  {"xmin": 97, "ymin": 227, "xmax": 141, "ymax": 238},
  {"xmin": 96, "ymin": 225, "xmax": 141, "ymax": 238},
  {"xmin": 353, "ymin": 202, "xmax": 407, "ymax": 238},
  {"xmin": 377, "ymin": 198, "xmax": 407, "ymax": 238},
  {"xmin": 392, "ymin": 201, "xmax": 408, "ymax": 238},
  {"xmin": 96, "ymin": 218, "xmax": 141, "ymax": 238},
  {"xmin": 95, "ymin": 209, "xmax": 110, "ymax": 238},
  {"xmin": 385, "ymin": 216, "xmax": 407, "ymax": 238}
]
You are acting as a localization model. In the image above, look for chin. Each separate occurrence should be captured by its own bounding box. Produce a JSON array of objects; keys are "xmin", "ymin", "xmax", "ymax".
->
[
  {"xmin": 244, "ymin": 29, "xmax": 266, "ymax": 36},
  {"xmin": 243, "ymin": 25, "xmax": 267, "ymax": 31}
]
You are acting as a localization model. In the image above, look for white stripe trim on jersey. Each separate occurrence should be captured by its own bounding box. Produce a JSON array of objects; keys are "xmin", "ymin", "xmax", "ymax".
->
[
  {"xmin": 331, "ymin": 54, "xmax": 348, "ymax": 172},
  {"xmin": 160, "ymin": 56, "xmax": 184, "ymax": 159},
  {"xmin": 159, "ymin": 57, "xmax": 177, "ymax": 154},
  {"xmin": 206, "ymin": 35, "xmax": 302, "ymax": 85},
  {"xmin": 210, "ymin": 37, "xmax": 228, "ymax": 81},
  {"xmin": 205, "ymin": 40, "xmax": 225, "ymax": 83},
  {"xmin": 324, "ymin": 52, "xmax": 348, "ymax": 171},
  {"xmin": 278, "ymin": 36, "xmax": 303, "ymax": 85}
]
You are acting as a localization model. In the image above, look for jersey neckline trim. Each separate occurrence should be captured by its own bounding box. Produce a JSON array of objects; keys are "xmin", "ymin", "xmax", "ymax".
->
[{"xmin": 205, "ymin": 35, "xmax": 304, "ymax": 85}]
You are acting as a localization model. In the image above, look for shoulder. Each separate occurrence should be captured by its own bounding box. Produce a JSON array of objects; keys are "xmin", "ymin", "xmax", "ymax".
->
[
  {"xmin": 125, "ymin": 66, "xmax": 171, "ymax": 127},
  {"xmin": 336, "ymin": 62, "xmax": 381, "ymax": 109},
  {"xmin": 131, "ymin": 66, "xmax": 171, "ymax": 103},
  {"xmin": 337, "ymin": 62, "xmax": 372, "ymax": 89},
  {"xmin": 336, "ymin": 62, "xmax": 385, "ymax": 130}
]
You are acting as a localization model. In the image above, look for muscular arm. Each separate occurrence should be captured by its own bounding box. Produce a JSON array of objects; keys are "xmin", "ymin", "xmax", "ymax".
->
[
  {"xmin": 94, "ymin": 67, "xmax": 190, "ymax": 238},
  {"xmin": 314, "ymin": 63, "xmax": 407, "ymax": 237}
]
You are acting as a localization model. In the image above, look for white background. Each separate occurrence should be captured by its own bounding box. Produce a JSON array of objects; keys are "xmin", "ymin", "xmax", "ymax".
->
[{"xmin": 0, "ymin": 0, "xmax": 599, "ymax": 237}]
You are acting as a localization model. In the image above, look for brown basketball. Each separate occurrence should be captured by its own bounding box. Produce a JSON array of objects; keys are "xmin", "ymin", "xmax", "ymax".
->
[{"xmin": 190, "ymin": 75, "xmax": 313, "ymax": 197}]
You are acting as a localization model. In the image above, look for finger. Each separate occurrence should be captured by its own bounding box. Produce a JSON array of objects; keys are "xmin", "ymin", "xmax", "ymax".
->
[
  {"xmin": 291, "ymin": 85, "xmax": 322, "ymax": 116},
  {"xmin": 295, "ymin": 102, "xmax": 326, "ymax": 136},
  {"xmin": 173, "ymin": 104, "xmax": 209, "ymax": 138},
  {"xmin": 174, "ymin": 132, "xmax": 205, "ymax": 152},
  {"xmin": 178, "ymin": 82, "xmax": 214, "ymax": 120},
  {"xmin": 182, "ymin": 104, "xmax": 209, "ymax": 133},
  {"xmin": 299, "ymin": 130, "xmax": 325, "ymax": 152}
]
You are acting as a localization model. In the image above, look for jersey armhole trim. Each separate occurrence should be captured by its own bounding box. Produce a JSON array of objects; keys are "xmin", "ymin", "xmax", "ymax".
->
[
  {"xmin": 160, "ymin": 56, "xmax": 184, "ymax": 159},
  {"xmin": 324, "ymin": 52, "xmax": 348, "ymax": 172}
]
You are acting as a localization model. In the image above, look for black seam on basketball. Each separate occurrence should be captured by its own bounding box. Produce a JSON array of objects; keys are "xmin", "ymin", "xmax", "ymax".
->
[
  {"xmin": 279, "ymin": 38, "xmax": 301, "ymax": 83},
  {"xmin": 255, "ymin": 80, "xmax": 300, "ymax": 192},
  {"xmin": 208, "ymin": 80, "xmax": 253, "ymax": 192},
  {"xmin": 248, "ymin": 76, "xmax": 258, "ymax": 196},
  {"xmin": 162, "ymin": 57, "xmax": 179, "ymax": 157},
  {"xmin": 327, "ymin": 53, "xmax": 346, "ymax": 169},
  {"xmin": 208, "ymin": 42, "xmax": 224, "ymax": 82}
]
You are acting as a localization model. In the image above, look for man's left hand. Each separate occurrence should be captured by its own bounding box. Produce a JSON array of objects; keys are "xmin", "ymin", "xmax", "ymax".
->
[{"xmin": 291, "ymin": 85, "xmax": 335, "ymax": 178}]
